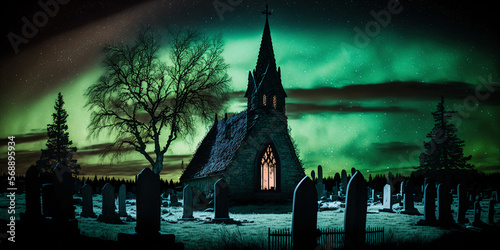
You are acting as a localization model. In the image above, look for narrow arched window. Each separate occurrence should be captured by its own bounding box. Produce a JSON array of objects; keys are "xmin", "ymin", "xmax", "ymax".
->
[
  {"xmin": 263, "ymin": 94, "xmax": 267, "ymax": 106},
  {"xmin": 261, "ymin": 145, "xmax": 277, "ymax": 190},
  {"xmin": 273, "ymin": 95, "xmax": 277, "ymax": 109}
]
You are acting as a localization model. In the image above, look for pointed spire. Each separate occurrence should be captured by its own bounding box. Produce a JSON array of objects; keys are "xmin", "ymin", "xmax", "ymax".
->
[{"xmin": 255, "ymin": 8, "xmax": 277, "ymax": 80}]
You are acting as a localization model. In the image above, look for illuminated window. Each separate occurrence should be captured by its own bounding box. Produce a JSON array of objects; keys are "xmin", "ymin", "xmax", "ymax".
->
[
  {"xmin": 261, "ymin": 145, "xmax": 277, "ymax": 190},
  {"xmin": 263, "ymin": 94, "xmax": 267, "ymax": 106},
  {"xmin": 273, "ymin": 95, "xmax": 277, "ymax": 109}
]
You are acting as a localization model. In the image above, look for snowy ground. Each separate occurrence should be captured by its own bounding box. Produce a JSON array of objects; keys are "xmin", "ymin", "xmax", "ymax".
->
[{"xmin": 1, "ymin": 193, "xmax": 499, "ymax": 249}]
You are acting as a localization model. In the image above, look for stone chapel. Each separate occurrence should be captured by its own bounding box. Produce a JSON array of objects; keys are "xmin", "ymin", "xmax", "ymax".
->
[{"xmin": 180, "ymin": 9, "xmax": 305, "ymax": 201}]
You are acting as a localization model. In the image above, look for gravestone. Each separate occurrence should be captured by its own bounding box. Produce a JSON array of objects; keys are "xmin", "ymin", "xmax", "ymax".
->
[
  {"xmin": 344, "ymin": 171, "xmax": 367, "ymax": 248},
  {"xmin": 341, "ymin": 169, "xmax": 347, "ymax": 195},
  {"xmin": 182, "ymin": 184, "xmax": 195, "ymax": 219},
  {"xmin": 457, "ymin": 184, "xmax": 468, "ymax": 223},
  {"xmin": 42, "ymin": 183, "xmax": 54, "ymax": 218},
  {"xmin": 118, "ymin": 184, "xmax": 127, "ymax": 216},
  {"xmin": 316, "ymin": 165, "xmax": 325, "ymax": 199},
  {"xmin": 52, "ymin": 163, "xmax": 75, "ymax": 220},
  {"xmin": 19, "ymin": 164, "xmax": 80, "ymax": 243},
  {"xmin": 379, "ymin": 184, "xmax": 394, "ymax": 212},
  {"xmin": 214, "ymin": 178, "xmax": 230, "ymax": 220},
  {"xmin": 488, "ymin": 199, "xmax": 496, "ymax": 224},
  {"xmin": 80, "ymin": 184, "xmax": 97, "ymax": 218},
  {"xmin": 23, "ymin": 165, "xmax": 41, "ymax": 220},
  {"xmin": 292, "ymin": 176, "xmax": 318, "ymax": 250},
  {"xmin": 136, "ymin": 168, "xmax": 161, "ymax": 234},
  {"xmin": 437, "ymin": 184, "xmax": 454, "ymax": 226},
  {"xmin": 472, "ymin": 200, "xmax": 482, "ymax": 226},
  {"xmin": 170, "ymin": 189, "xmax": 181, "ymax": 206},
  {"xmin": 424, "ymin": 183, "xmax": 436, "ymax": 223},
  {"xmin": 118, "ymin": 168, "xmax": 180, "ymax": 248},
  {"xmin": 401, "ymin": 180, "xmax": 420, "ymax": 215},
  {"xmin": 317, "ymin": 165, "xmax": 323, "ymax": 184},
  {"xmin": 98, "ymin": 183, "xmax": 121, "ymax": 223}
]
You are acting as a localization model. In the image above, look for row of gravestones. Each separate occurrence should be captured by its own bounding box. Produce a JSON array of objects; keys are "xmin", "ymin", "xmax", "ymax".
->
[
  {"xmin": 418, "ymin": 181, "xmax": 498, "ymax": 226},
  {"xmin": 292, "ymin": 171, "xmax": 368, "ymax": 249},
  {"xmin": 80, "ymin": 183, "xmax": 126, "ymax": 222},
  {"xmin": 180, "ymin": 178, "xmax": 231, "ymax": 223},
  {"xmin": 313, "ymin": 166, "xmax": 348, "ymax": 201},
  {"xmin": 22, "ymin": 165, "xmax": 183, "ymax": 247},
  {"xmin": 378, "ymin": 180, "xmax": 421, "ymax": 215}
]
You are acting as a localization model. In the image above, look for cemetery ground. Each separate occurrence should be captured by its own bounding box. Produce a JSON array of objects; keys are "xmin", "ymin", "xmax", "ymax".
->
[{"xmin": 1, "ymin": 191, "xmax": 499, "ymax": 249}]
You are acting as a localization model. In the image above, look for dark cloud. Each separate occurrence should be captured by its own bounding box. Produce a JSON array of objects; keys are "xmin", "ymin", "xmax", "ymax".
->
[
  {"xmin": 286, "ymin": 102, "xmax": 419, "ymax": 118},
  {"xmin": 0, "ymin": 132, "xmax": 47, "ymax": 146},
  {"xmin": 287, "ymin": 81, "xmax": 500, "ymax": 105}
]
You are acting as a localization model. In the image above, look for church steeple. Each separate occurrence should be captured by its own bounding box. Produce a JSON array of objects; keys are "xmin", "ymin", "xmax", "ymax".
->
[{"xmin": 245, "ymin": 5, "xmax": 287, "ymax": 116}]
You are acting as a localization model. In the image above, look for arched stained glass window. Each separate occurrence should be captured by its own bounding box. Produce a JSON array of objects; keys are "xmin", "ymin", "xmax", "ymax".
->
[
  {"xmin": 263, "ymin": 94, "xmax": 267, "ymax": 106},
  {"xmin": 261, "ymin": 144, "xmax": 277, "ymax": 190},
  {"xmin": 273, "ymin": 95, "xmax": 277, "ymax": 109}
]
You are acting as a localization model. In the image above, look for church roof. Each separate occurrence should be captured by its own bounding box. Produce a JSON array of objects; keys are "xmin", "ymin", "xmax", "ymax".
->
[{"xmin": 181, "ymin": 110, "xmax": 256, "ymax": 181}]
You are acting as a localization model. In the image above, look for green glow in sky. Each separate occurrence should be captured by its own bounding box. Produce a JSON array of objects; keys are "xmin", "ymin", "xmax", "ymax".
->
[{"xmin": 1, "ymin": 2, "xmax": 499, "ymax": 180}]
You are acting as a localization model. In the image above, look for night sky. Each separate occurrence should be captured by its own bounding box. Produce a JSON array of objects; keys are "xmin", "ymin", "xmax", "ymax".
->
[{"xmin": 1, "ymin": 0, "xmax": 499, "ymax": 181}]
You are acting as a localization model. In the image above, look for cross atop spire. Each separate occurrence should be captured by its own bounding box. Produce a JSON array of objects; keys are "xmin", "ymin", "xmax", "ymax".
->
[{"xmin": 262, "ymin": 5, "xmax": 272, "ymax": 19}]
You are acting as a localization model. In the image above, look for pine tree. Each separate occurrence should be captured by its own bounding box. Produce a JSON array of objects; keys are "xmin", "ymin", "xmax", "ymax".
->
[
  {"xmin": 37, "ymin": 92, "xmax": 80, "ymax": 176},
  {"xmin": 418, "ymin": 97, "xmax": 474, "ymax": 176}
]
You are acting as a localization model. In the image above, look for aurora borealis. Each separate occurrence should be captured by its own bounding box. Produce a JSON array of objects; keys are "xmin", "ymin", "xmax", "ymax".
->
[{"xmin": 1, "ymin": 0, "xmax": 499, "ymax": 180}]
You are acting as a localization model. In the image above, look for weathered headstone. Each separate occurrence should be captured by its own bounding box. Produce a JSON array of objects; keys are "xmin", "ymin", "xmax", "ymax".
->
[
  {"xmin": 98, "ymin": 183, "xmax": 120, "ymax": 223},
  {"xmin": 23, "ymin": 165, "xmax": 41, "ymax": 220},
  {"xmin": 473, "ymin": 200, "xmax": 482, "ymax": 226},
  {"xmin": 401, "ymin": 180, "xmax": 420, "ymax": 215},
  {"xmin": 292, "ymin": 176, "xmax": 318, "ymax": 250},
  {"xmin": 317, "ymin": 165, "xmax": 327, "ymax": 200},
  {"xmin": 423, "ymin": 183, "xmax": 436, "ymax": 224},
  {"xmin": 80, "ymin": 184, "xmax": 97, "ymax": 218},
  {"xmin": 42, "ymin": 183, "xmax": 54, "ymax": 218},
  {"xmin": 170, "ymin": 189, "xmax": 181, "ymax": 207},
  {"xmin": 136, "ymin": 168, "xmax": 161, "ymax": 234},
  {"xmin": 118, "ymin": 184, "xmax": 127, "ymax": 216},
  {"xmin": 341, "ymin": 169, "xmax": 347, "ymax": 195},
  {"xmin": 182, "ymin": 184, "xmax": 195, "ymax": 219},
  {"xmin": 488, "ymin": 199, "xmax": 496, "ymax": 224},
  {"xmin": 437, "ymin": 184, "xmax": 454, "ymax": 226},
  {"xmin": 118, "ymin": 168, "xmax": 179, "ymax": 247},
  {"xmin": 214, "ymin": 178, "xmax": 230, "ymax": 220},
  {"xmin": 379, "ymin": 184, "xmax": 394, "ymax": 212},
  {"xmin": 51, "ymin": 163, "xmax": 75, "ymax": 220},
  {"xmin": 344, "ymin": 171, "xmax": 367, "ymax": 248},
  {"xmin": 317, "ymin": 165, "xmax": 323, "ymax": 184},
  {"xmin": 457, "ymin": 184, "xmax": 468, "ymax": 223}
]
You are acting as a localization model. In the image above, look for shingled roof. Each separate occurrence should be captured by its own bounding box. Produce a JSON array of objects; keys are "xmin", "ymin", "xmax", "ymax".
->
[{"xmin": 181, "ymin": 110, "xmax": 254, "ymax": 181}]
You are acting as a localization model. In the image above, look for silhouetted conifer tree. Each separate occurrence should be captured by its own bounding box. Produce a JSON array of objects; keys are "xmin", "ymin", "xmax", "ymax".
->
[
  {"xmin": 418, "ymin": 97, "xmax": 474, "ymax": 176},
  {"xmin": 37, "ymin": 92, "xmax": 80, "ymax": 176}
]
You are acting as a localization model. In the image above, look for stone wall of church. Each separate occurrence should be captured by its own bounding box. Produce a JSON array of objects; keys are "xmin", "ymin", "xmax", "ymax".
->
[
  {"xmin": 184, "ymin": 111, "xmax": 305, "ymax": 201},
  {"xmin": 226, "ymin": 110, "xmax": 305, "ymax": 200}
]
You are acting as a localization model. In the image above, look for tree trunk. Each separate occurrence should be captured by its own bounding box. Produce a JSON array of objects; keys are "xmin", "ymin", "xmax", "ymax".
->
[{"xmin": 153, "ymin": 153, "xmax": 164, "ymax": 174}]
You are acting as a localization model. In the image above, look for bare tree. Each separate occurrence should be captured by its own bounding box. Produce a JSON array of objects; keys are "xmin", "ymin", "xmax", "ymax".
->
[{"xmin": 85, "ymin": 27, "xmax": 230, "ymax": 174}]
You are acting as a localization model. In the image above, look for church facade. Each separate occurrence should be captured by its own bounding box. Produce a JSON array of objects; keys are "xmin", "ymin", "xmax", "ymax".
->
[{"xmin": 180, "ymin": 13, "xmax": 305, "ymax": 201}]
